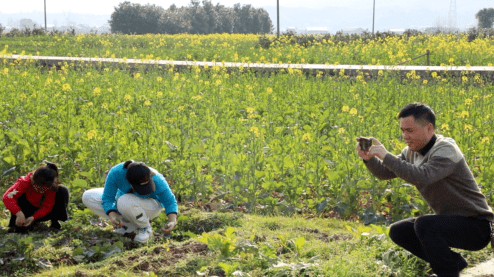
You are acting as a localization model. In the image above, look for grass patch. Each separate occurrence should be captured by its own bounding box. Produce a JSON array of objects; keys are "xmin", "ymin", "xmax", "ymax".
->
[{"xmin": 1, "ymin": 205, "xmax": 492, "ymax": 276}]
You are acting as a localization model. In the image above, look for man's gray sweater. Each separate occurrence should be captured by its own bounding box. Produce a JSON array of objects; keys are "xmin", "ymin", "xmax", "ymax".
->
[{"xmin": 365, "ymin": 134, "xmax": 494, "ymax": 221}]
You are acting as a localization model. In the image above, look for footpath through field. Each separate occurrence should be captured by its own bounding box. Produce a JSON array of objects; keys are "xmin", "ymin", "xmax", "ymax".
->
[{"xmin": 3, "ymin": 54, "xmax": 494, "ymax": 79}]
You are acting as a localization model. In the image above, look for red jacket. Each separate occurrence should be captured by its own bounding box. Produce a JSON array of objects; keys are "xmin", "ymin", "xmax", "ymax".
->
[{"xmin": 2, "ymin": 172, "xmax": 56, "ymax": 220}]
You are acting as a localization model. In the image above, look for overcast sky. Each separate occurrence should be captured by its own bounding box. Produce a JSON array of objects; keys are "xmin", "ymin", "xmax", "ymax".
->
[
  {"xmin": 1, "ymin": 0, "xmax": 492, "ymax": 14},
  {"xmin": 1, "ymin": 0, "xmax": 493, "ymax": 31}
]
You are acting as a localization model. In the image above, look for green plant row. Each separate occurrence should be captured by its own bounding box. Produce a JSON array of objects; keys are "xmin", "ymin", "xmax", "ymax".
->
[
  {"xmin": 1, "ymin": 58, "xmax": 493, "ymax": 224},
  {"xmin": 3, "ymin": 31, "xmax": 494, "ymax": 66}
]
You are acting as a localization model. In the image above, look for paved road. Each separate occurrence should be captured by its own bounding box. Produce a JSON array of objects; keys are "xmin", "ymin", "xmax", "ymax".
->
[{"xmin": 461, "ymin": 257, "xmax": 494, "ymax": 277}]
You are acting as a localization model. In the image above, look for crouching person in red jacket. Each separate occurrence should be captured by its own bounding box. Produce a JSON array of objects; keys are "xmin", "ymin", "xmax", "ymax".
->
[{"xmin": 2, "ymin": 162, "xmax": 70, "ymax": 233}]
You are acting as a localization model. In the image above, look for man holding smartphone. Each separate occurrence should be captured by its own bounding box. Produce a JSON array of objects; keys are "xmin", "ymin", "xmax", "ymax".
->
[{"xmin": 356, "ymin": 102, "xmax": 493, "ymax": 277}]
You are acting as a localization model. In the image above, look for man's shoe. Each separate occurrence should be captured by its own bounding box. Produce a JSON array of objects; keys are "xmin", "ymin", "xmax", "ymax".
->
[
  {"xmin": 134, "ymin": 224, "xmax": 153, "ymax": 243},
  {"xmin": 113, "ymin": 222, "xmax": 138, "ymax": 235}
]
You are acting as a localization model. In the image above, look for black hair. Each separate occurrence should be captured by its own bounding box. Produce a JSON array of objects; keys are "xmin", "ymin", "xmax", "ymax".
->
[
  {"xmin": 32, "ymin": 161, "xmax": 58, "ymax": 187},
  {"xmin": 123, "ymin": 160, "xmax": 150, "ymax": 185},
  {"xmin": 398, "ymin": 102, "xmax": 436, "ymax": 128}
]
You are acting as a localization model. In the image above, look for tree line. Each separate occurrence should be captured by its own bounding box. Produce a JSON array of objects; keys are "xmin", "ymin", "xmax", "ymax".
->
[
  {"xmin": 476, "ymin": 8, "xmax": 494, "ymax": 28},
  {"xmin": 109, "ymin": 0, "xmax": 273, "ymax": 35}
]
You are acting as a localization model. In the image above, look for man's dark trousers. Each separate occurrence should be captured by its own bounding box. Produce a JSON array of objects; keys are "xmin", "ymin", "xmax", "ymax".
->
[{"xmin": 389, "ymin": 215, "xmax": 491, "ymax": 277}]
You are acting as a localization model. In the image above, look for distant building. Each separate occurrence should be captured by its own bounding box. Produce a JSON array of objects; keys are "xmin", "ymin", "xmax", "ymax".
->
[
  {"xmin": 300, "ymin": 27, "xmax": 329, "ymax": 35},
  {"xmin": 389, "ymin": 28, "xmax": 405, "ymax": 35},
  {"xmin": 423, "ymin": 27, "xmax": 459, "ymax": 34},
  {"xmin": 341, "ymin": 27, "xmax": 365, "ymax": 35},
  {"xmin": 286, "ymin": 27, "xmax": 297, "ymax": 34}
]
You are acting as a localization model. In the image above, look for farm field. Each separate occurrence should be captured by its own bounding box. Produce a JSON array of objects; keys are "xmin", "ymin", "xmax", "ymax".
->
[
  {"xmin": 1, "ymin": 33, "xmax": 494, "ymax": 276},
  {"xmin": 2, "ymin": 32, "xmax": 494, "ymax": 66}
]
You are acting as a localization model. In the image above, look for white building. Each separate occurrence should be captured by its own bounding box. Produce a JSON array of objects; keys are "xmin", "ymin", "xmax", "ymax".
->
[
  {"xmin": 389, "ymin": 28, "xmax": 405, "ymax": 35},
  {"xmin": 301, "ymin": 27, "xmax": 329, "ymax": 35},
  {"xmin": 341, "ymin": 27, "xmax": 365, "ymax": 35}
]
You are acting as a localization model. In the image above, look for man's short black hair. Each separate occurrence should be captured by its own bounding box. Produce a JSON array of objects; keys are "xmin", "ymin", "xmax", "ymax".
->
[{"xmin": 398, "ymin": 103, "xmax": 436, "ymax": 128}]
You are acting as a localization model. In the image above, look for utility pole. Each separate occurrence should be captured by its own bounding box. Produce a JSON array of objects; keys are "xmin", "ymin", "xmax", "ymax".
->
[
  {"xmin": 372, "ymin": 0, "xmax": 375, "ymax": 34},
  {"xmin": 44, "ymin": 0, "xmax": 47, "ymax": 31},
  {"xmin": 277, "ymin": 0, "xmax": 280, "ymax": 37},
  {"xmin": 448, "ymin": 0, "xmax": 457, "ymax": 31}
]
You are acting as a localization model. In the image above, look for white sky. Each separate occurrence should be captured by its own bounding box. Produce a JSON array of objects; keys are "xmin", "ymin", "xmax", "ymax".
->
[
  {"xmin": 1, "ymin": 0, "xmax": 493, "ymax": 15},
  {"xmin": 1, "ymin": 0, "xmax": 493, "ymax": 31}
]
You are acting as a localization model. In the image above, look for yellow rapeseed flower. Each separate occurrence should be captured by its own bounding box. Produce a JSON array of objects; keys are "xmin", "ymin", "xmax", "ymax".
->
[
  {"xmin": 249, "ymin": 126, "xmax": 260, "ymax": 137},
  {"xmin": 441, "ymin": 123, "xmax": 449, "ymax": 131},
  {"xmin": 87, "ymin": 130, "xmax": 97, "ymax": 140},
  {"xmin": 62, "ymin": 83, "xmax": 71, "ymax": 91},
  {"xmin": 349, "ymin": 108, "xmax": 358, "ymax": 115},
  {"xmin": 464, "ymin": 99, "xmax": 472, "ymax": 105},
  {"xmin": 93, "ymin": 87, "xmax": 101, "ymax": 95},
  {"xmin": 342, "ymin": 105, "xmax": 350, "ymax": 112}
]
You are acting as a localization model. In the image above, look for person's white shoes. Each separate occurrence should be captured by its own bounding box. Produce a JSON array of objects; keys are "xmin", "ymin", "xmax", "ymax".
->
[
  {"xmin": 113, "ymin": 221, "xmax": 138, "ymax": 235},
  {"xmin": 134, "ymin": 224, "xmax": 153, "ymax": 243}
]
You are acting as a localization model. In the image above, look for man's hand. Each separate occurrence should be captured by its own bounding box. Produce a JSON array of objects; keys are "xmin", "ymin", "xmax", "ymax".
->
[
  {"xmin": 108, "ymin": 211, "xmax": 123, "ymax": 228},
  {"xmin": 368, "ymin": 138, "xmax": 390, "ymax": 160},
  {"xmin": 356, "ymin": 137, "xmax": 375, "ymax": 161},
  {"xmin": 24, "ymin": 216, "xmax": 35, "ymax": 227},
  {"xmin": 15, "ymin": 211, "xmax": 26, "ymax": 226},
  {"xmin": 356, "ymin": 137, "xmax": 390, "ymax": 161}
]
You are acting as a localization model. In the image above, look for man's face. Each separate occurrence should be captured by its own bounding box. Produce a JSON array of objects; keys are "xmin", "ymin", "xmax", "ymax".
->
[{"xmin": 400, "ymin": 116, "xmax": 433, "ymax": 152}]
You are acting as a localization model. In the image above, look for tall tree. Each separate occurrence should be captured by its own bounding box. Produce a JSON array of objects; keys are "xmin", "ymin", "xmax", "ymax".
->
[
  {"xmin": 189, "ymin": 0, "xmax": 210, "ymax": 34},
  {"xmin": 203, "ymin": 0, "xmax": 218, "ymax": 33},
  {"xmin": 215, "ymin": 4, "xmax": 234, "ymax": 33},
  {"xmin": 111, "ymin": 1, "xmax": 272, "ymax": 35},
  {"xmin": 109, "ymin": 1, "xmax": 163, "ymax": 34},
  {"xmin": 159, "ymin": 6, "xmax": 190, "ymax": 34},
  {"xmin": 476, "ymin": 8, "xmax": 494, "ymax": 28}
]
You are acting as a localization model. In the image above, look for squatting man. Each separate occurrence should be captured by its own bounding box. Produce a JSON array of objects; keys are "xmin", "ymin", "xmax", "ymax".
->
[{"xmin": 356, "ymin": 102, "xmax": 493, "ymax": 277}]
